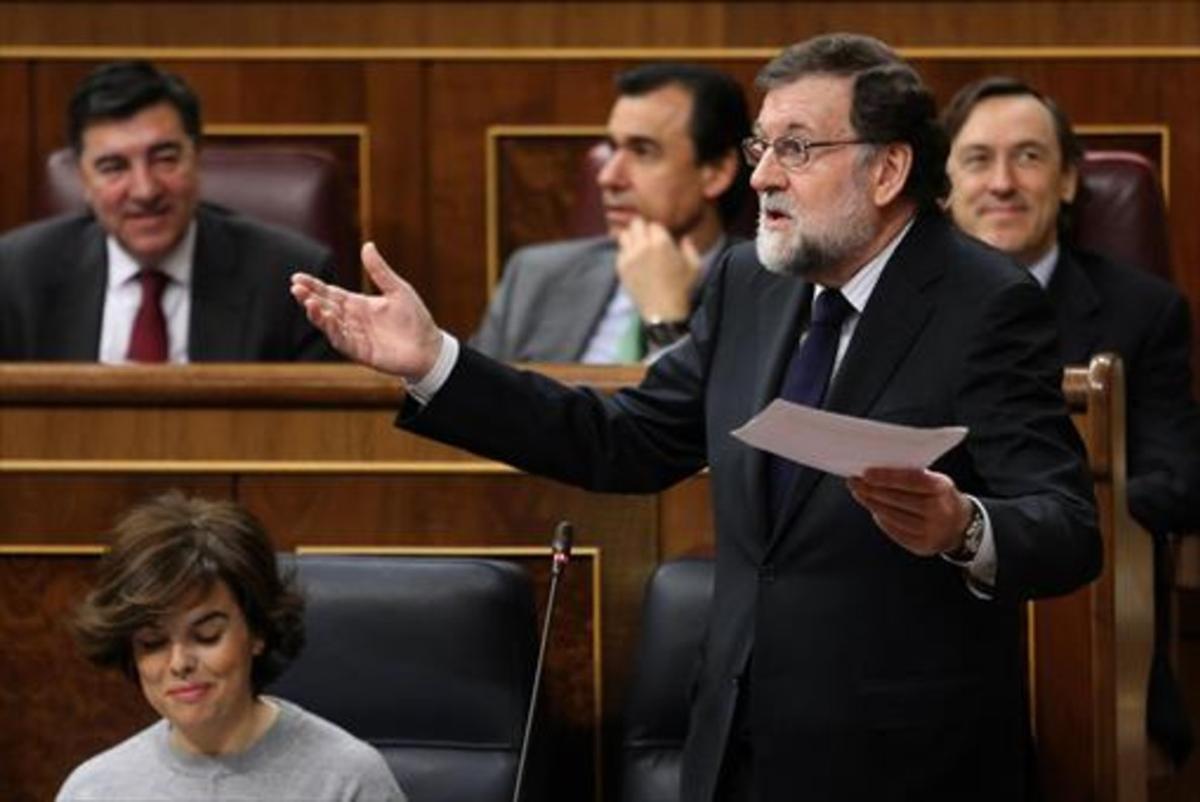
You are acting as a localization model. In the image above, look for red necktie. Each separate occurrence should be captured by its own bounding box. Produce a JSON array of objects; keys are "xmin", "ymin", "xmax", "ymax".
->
[{"xmin": 126, "ymin": 270, "xmax": 169, "ymax": 362}]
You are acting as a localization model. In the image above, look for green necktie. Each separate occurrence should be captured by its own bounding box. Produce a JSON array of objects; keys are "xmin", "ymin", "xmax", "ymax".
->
[{"xmin": 613, "ymin": 313, "xmax": 645, "ymax": 363}]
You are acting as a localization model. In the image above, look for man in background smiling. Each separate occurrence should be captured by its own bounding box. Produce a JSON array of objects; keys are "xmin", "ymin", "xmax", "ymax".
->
[
  {"xmin": 943, "ymin": 74, "xmax": 1200, "ymax": 765},
  {"xmin": 0, "ymin": 60, "xmax": 338, "ymax": 362}
]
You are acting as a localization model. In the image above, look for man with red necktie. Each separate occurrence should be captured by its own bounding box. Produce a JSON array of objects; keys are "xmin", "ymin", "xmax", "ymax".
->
[{"xmin": 0, "ymin": 60, "xmax": 339, "ymax": 363}]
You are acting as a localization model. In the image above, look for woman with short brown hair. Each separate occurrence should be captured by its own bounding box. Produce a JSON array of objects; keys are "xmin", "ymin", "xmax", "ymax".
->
[{"xmin": 57, "ymin": 492, "xmax": 406, "ymax": 802}]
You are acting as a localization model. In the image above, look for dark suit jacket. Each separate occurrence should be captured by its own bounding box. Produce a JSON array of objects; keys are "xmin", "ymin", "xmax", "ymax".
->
[
  {"xmin": 0, "ymin": 203, "xmax": 339, "ymax": 361},
  {"xmin": 403, "ymin": 212, "xmax": 1100, "ymax": 801},
  {"xmin": 1048, "ymin": 245, "xmax": 1200, "ymax": 761},
  {"xmin": 1048, "ymin": 246, "xmax": 1200, "ymax": 536}
]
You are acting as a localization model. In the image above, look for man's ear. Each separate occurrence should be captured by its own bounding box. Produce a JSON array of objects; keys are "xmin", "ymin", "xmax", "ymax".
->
[
  {"xmin": 1060, "ymin": 161, "xmax": 1079, "ymax": 204},
  {"xmin": 75, "ymin": 160, "xmax": 95, "ymax": 205},
  {"xmin": 871, "ymin": 143, "xmax": 913, "ymax": 207},
  {"xmin": 700, "ymin": 150, "xmax": 739, "ymax": 201}
]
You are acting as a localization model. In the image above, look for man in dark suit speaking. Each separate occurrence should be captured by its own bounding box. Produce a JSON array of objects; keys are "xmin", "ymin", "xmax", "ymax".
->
[
  {"xmin": 0, "ymin": 60, "xmax": 338, "ymax": 362},
  {"xmin": 293, "ymin": 35, "xmax": 1101, "ymax": 801},
  {"xmin": 942, "ymin": 75, "xmax": 1200, "ymax": 764}
]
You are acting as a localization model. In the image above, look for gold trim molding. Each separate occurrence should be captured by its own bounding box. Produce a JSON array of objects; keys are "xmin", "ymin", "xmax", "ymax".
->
[{"xmin": 0, "ymin": 544, "xmax": 106, "ymax": 555}]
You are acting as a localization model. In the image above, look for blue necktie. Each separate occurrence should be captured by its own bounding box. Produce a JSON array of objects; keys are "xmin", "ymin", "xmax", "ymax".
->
[{"xmin": 767, "ymin": 288, "xmax": 854, "ymax": 518}]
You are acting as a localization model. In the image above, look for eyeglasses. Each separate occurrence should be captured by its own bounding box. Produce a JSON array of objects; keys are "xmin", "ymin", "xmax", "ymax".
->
[{"xmin": 741, "ymin": 135, "xmax": 871, "ymax": 170}]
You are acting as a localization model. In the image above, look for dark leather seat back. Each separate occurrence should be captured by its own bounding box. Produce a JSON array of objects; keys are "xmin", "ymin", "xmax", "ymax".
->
[
  {"xmin": 1073, "ymin": 150, "xmax": 1171, "ymax": 279},
  {"xmin": 269, "ymin": 555, "xmax": 538, "ymax": 802},
  {"xmin": 620, "ymin": 558, "xmax": 715, "ymax": 802},
  {"xmin": 40, "ymin": 145, "xmax": 358, "ymax": 286}
]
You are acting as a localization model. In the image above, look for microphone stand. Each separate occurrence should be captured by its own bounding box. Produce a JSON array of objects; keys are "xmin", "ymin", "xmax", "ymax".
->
[{"xmin": 511, "ymin": 520, "xmax": 573, "ymax": 802}]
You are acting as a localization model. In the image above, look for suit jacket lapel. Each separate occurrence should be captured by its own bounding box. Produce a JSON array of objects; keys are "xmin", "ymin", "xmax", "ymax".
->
[
  {"xmin": 1045, "ymin": 248, "xmax": 1101, "ymax": 363},
  {"xmin": 45, "ymin": 222, "xmax": 106, "ymax": 359},
  {"xmin": 566, "ymin": 248, "xmax": 620, "ymax": 359},
  {"xmin": 744, "ymin": 272, "xmax": 812, "ymax": 544},
  {"xmin": 189, "ymin": 210, "xmax": 250, "ymax": 360},
  {"xmin": 767, "ymin": 212, "xmax": 941, "ymax": 550}
]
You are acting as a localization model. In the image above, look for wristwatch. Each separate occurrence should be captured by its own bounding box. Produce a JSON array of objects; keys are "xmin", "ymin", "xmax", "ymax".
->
[
  {"xmin": 943, "ymin": 500, "xmax": 985, "ymax": 564},
  {"xmin": 643, "ymin": 318, "xmax": 690, "ymax": 349}
]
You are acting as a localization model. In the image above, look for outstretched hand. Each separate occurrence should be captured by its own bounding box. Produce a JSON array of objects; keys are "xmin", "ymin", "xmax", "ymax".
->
[{"xmin": 291, "ymin": 242, "xmax": 443, "ymax": 379}]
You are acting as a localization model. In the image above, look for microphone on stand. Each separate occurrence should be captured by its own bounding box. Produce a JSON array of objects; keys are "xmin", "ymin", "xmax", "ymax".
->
[{"xmin": 511, "ymin": 520, "xmax": 574, "ymax": 802}]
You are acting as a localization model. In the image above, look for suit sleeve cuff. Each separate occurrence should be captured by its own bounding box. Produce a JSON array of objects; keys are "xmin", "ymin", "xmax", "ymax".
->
[
  {"xmin": 941, "ymin": 495, "xmax": 997, "ymax": 598},
  {"xmin": 405, "ymin": 331, "xmax": 459, "ymax": 405}
]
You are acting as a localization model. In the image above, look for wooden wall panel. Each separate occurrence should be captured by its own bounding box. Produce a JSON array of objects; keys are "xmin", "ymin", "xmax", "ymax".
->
[
  {"xmin": 0, "ymin": 555, "xmax": 154, "ymax": 802},
  {"xmin": 425, "ymin": 61, "xmax": 616, "ymax": 334},
  {"xmin": 361, "ymin": 62, "xmax": 427, "ymax": 296},
  {"xmin": 0, "ymin": 476, "xmax": 234, "ymax": 540},
  {"xmin": 1, "ymin": 3, "xmax": 1200, "ymax": 48},
  {"xmin": 0, "ymin": 63, "xmax": 30, "ymax": 233}
]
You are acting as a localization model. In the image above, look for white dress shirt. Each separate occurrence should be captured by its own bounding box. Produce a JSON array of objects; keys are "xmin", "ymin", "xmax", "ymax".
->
[{"xmin": 98, "ymin": 223, "xmax": 196, "ymax": 364}]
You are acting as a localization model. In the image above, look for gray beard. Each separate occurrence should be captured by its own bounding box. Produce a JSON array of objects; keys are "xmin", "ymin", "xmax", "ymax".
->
[
  {"xmin": 755, "ymin": 182, "xmax": 877, "ymax": 281},
  {"xmin": 757, "ymin": 230, "xmax": 845, "ymax": 279},
  {"xmin": 756, "ymin": 216, "xmax": 875, "ymax": 281}
]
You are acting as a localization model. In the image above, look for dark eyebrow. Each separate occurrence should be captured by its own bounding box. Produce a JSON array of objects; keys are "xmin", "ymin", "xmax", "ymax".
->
[
  {"xmin": 752, "ymin": 123, "xmax": 813, "ymax": 139},
  {"xmin": 614, "ymin": 133, "xmax": 662, "ymax": 152},
  {"xmin": 148, "ymin": 141, "xmax": 184, "ymax": 158},
  {"xmin": 189, "ymin": 611, "xmax": 230, "ymax": 629},
  {"xmin": 91, "ymin": 153, "xmax": 128, "ymax": 169}
]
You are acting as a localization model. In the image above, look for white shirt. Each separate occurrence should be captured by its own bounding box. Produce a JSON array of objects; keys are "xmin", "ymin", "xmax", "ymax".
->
[
  {"xmin": 98, "ymin": 223, "xmax": 196, "ymax": 364},
  {"xmin": 1026, "ymin": 243, "xmax": 1059, "ymax": 289}
]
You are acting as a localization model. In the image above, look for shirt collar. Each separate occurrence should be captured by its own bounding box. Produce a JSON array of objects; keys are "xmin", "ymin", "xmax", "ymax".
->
[
  {"xmin": 815, "ymin": 215, "xmax": 916, "ymax": 315},
  {"xmin": 106, "ymin": 220, "xmax": 197, "ymax": 290},
  {"xmin": 699, "ymin": 235, "xmax": 727, "ymax": 273},
  {"xmin": 1026, "ymin": 243, "xmax": 1059, "ymax": 288}
]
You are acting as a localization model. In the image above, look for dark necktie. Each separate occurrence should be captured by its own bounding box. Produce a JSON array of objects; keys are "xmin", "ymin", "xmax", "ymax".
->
[
  {"xmin": 126, "ymin": 270, "xmax": 169, "ymax": 362},
  {"xmin": 767, "ymin": 288, "xmax": 854, "ymax": 518}
]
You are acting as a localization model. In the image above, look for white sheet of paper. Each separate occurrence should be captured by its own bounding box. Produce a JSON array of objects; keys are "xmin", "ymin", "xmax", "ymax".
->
[{"xmin": 731, "ymin": 399, "xmax": 968, "ymax": 477}]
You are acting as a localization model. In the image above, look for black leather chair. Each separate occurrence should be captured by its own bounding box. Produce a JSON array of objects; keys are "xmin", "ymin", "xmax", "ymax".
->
[
  {"xmin": 39, "ymin": 144, "xmax": 358, "ymax": 287},
  {"xmin": 269, "ymin": 555, "xmax": 539, "ymax": 802},
  {"xmin": 620, "ymin": 558, "xmax": 715, "ymax": 802}
]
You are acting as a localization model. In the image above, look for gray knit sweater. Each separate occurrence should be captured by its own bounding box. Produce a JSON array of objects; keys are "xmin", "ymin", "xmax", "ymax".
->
[{"xmin": 56, "ymin": 697, "xmax": 407, "ymax": 801}]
